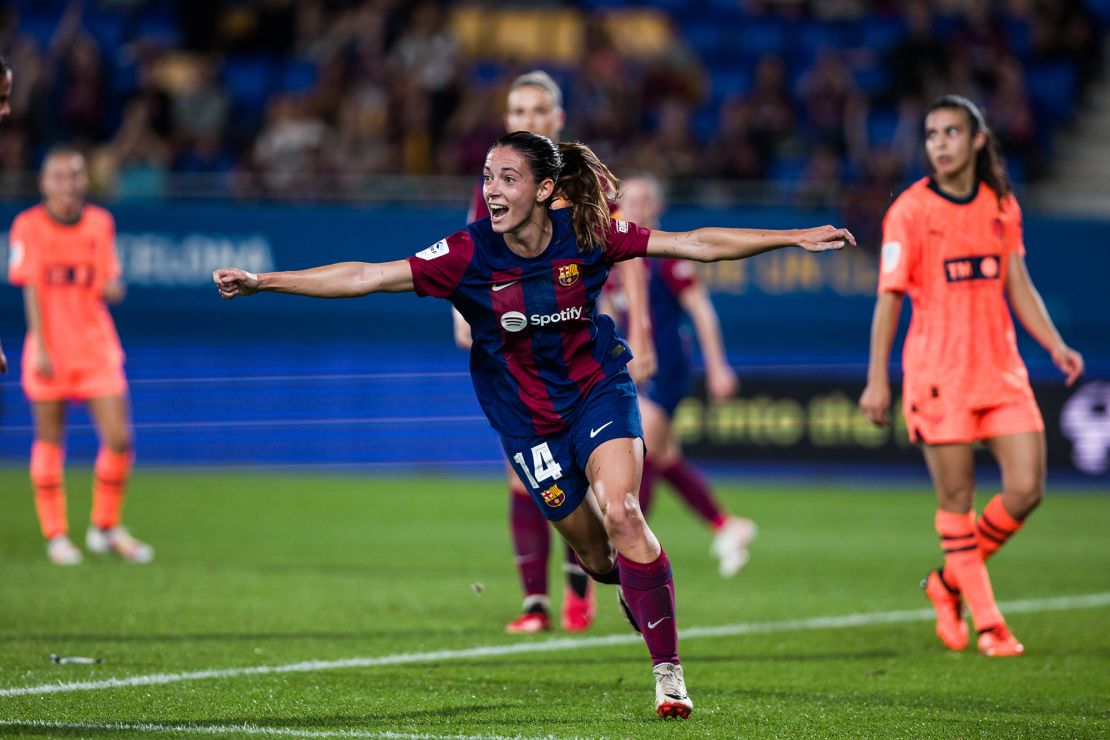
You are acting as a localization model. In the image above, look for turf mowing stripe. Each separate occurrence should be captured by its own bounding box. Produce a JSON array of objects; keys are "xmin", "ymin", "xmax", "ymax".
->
[
  {"xmin": 0, "ymin": 720, "xmax": 536, "ymax": 740},
  {"xmin": 2, "ymin": 591, "xmax": 1107, "ymax": 699}
]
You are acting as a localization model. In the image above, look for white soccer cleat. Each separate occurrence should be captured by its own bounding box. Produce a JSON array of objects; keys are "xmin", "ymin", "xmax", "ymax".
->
[
  {"xmin": 86, "ymin": 526, "xmax": 154, "ymax": 564},
  {"xmin": 47, "ymin": 536, "xmax": 83, "ymax": 566},
  {"xmin": 711, "ymin": 517, "xmax": 757, "ymax": 577},
  {"xmin": 653, "ymin": 662, "xmax": 693, "ymax": 719}
]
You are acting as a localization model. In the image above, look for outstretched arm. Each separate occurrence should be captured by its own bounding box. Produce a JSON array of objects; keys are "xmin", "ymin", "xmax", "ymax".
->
[
  {"xmin": 858, "ymin": 290, "xmax": 904, "ymax": 427},
  {"xmin": 646, "ymin": 225, "xmax": 854, "ymax": 262},
  {"xmin": 1005, "ymin": 253, "xmax": 1083, "ymax": 386},
  {"xmin": 214, "ymin": 260, "xmax": 415, "ymax": 300}
]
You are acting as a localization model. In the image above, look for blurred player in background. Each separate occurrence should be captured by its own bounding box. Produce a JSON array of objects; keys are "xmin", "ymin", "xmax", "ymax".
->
[
  {"xmin": 606, "ymin": 175, "xmax": 756, "ymax": 576},
  {"xmin": 215, "ymin": 131, "xmax": 853, "ymax": 717},
  {"xmin": 8, "ymin": 146, "xmax": 153, "ymax": 565},
  {"xmin": 860, "ymin": 96, "xmax": 1083, "ymax": 657},
  {"xmin": 0, "ymin": 54, "xmax": 13, "ymax": 375},
  {"xmin": 456, "ymin": 70, "xmax": 655, "ymax": 635}
]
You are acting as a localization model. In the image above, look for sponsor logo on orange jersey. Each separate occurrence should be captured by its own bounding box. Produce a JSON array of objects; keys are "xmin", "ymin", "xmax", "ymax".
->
[
  {"xmin": 541, "ymin": 483, "xmax": 566, "ymax": 508},
  {"xmin": 944, "ymin": 254, "xmax": 1001, "ymax": 283}
]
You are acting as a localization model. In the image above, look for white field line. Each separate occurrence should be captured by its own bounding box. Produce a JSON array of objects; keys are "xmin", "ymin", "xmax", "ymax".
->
[
  {"xmin": 0, "ymin": 720, "xmax": 541, "ymax": 740},
  {"xmin": 1, "ymin": 591, "xmax": 1107, "ymax": 700}
]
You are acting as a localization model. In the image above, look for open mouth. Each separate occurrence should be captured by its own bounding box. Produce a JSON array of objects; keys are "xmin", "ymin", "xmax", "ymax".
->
[{"xmin": 488, "ymin": 203, "xmax": 509, "ymax": 220}]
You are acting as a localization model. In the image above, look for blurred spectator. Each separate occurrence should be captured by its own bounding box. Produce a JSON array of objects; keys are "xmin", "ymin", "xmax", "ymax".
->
[
  {"xmin": 744, "ymin": 54, "xmax": 796, "ymax": 170},
  {"xmin": 96, "ymin": 97, "xmax": 172, "ymax": 200},
  {"xmin": 253, "ymin": 94, "xmax": 336, "ymax": 196},
  {"xmin": 170, "ymin": 56, "xmax": 229, "ymax": 147},
  {"xmin": 797, "ymin": 51, "xmax": 869, "ymax": 164},
  {"xmin": 795, "ymin": 143, "xmax": 844, "ymax": 210},
  {"xmin": 388, "ymin": 0, "xmax": 460, "ymax": 155},
  {"xmin": 702, "ymin": 96, "xmax": 764, "ymax": 181}
]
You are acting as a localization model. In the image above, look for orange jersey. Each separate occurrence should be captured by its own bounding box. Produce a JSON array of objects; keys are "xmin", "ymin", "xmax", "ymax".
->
[
  {"xmin": 8, "ymin": 204, "xmax": 124, "ymax": 372},
  {"xmin": 878, "ymin": 178, "xmax": 1030, "ymax": 410}
]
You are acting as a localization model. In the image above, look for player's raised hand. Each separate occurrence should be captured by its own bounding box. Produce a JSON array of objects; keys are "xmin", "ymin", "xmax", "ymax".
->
[
  {"xmin": 1051, "ymin": 344, "xmax": 1085, "ymax": 387},
  {"xmin": 213, "ymin": 268, "xmax": 261, "ymax": 299},
  {"xmin": 858, "ymin": 380, "xmax": 891, "ymax": 427},
  {"xmin": 797, "ymin": 225, "xmax": 856, "ymax": 253}
]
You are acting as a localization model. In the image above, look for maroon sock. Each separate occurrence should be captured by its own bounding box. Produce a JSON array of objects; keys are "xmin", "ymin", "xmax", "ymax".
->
[
  {"xmin": 659, "ymin": 459, "xmax": 723, "ymax": 526},
  {"xmin": 618, "ymin": 551, "xmax": 679, "ymax": 665},
  {"xmin": 509, "ymin": 488, "xmax": 550, "ymax": 599},
  {"xmin": 579, "ymin": 557, "xmax": 621, "ymax": 585},
  {"xmin": 564, "ymin": 543, "xmax": 590, "ymax": 598},
  {"xmin": 639, "ymin": 458, "xmax": 657, "ymax": 519}
]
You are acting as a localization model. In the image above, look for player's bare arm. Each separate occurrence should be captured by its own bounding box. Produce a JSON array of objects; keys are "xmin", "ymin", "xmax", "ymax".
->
[
  {"xmin": 678, "ymin": 284, "xmax": 737, "ymax": 401},
  {"xmin": 23, "ymin": 285, "xmax": 52, "ymax": 379},
  {"xmin": 859, "ymin": 290, "xmax": 905, "ymax": 426},
  {"xmin": 0, "ymin": 342, "xmax": 7, "ymax": 374},
  {"xmin": 1004, "ymin": 253, "xmax": 1084, "ymax": 386},
  {"xmin": 645, "ymin": 225, "xmax": 854, "ymax": 263},
  {"xmin": 214, "ymin": 260, "xmax": 415, "ymax": 300},
  {"xmin": 616, "ymin": 257, "xmax": 656, "ymax": 384}
]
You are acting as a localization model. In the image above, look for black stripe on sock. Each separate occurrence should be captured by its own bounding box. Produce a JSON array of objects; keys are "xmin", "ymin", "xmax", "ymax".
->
[
  {"xmin": 980, "ymin": 514, "xmax": 1015, "ymax": 537},
  {"xmin": 976, "ymin": 525, "xmax": 1006, "ymax": 544},
  {"xmin": 940, "ymin": 533, "xmax": 976, "ymax": 540},
  {"xmin": 943, "ymin": 544, "xmax": 979, "ymax": 555}
]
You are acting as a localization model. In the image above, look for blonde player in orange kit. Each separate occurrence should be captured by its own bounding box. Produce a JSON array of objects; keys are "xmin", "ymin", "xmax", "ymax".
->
[
  {"xmin": 860, "ymin": 96, "xmax": 1083, "ymax": 657},
  {"xmin": 8, "ymin": 146, "xmax": 153, "ymax": 565}
]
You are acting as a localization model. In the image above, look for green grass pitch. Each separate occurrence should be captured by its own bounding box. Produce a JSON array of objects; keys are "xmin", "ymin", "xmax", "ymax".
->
[{"xmin": 0, "ymin": 466, "xmax": 1107, "ymax": 738}]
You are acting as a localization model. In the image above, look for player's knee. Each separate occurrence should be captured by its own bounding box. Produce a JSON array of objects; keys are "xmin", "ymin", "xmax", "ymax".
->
[
  {"xmin": 602, "ymin": 491, "xmax": 646, "ymax": 541},
  {"xmin": 105, "ymin": 434, "xmax": 132, "ymax": 454},
  {"xmin": 1006, "ymin": 477, "xmax": 1044, "ymax": 515},
  {"xmin": 936, "ymin": 483, "xmax": 975, "ymax": 511}
]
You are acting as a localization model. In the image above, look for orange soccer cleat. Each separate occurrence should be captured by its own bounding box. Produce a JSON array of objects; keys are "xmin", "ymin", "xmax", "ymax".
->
[
  {"xmin": 922, "ymin": 568, "xmax": 969, "ymax": 651},
  {"xmin": 978, "ymin": 625, "xmax": 1024, "ymax": 657}
]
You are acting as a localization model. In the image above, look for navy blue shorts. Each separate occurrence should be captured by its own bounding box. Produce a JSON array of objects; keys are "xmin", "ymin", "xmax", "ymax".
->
[
  {"xmin": 643, "ymin": 365, "xmax": 691, "ymax": 419},
  {"xmin": 499, "ymin": 370, "xmax": 643, "ymax": 521}
]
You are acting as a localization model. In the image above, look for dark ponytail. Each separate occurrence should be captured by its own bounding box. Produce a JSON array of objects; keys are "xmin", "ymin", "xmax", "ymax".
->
[
  {"xmin": 489, "ymin": 131, "xmax": 620, "ymax": 253},
  {"xmin": 556, "ymin": 142, "xmax": 620, "ymax": 252},
  {"xmin": 927, "ymin": 95, "xmax": 1012, "ymax": 208}
]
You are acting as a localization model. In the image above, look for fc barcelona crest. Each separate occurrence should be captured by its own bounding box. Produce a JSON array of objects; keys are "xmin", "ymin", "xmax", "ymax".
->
[
  {"xmin": 541, "ymin": 483, "xmax": 566, "ymax": 508},
  {"xmin": 557, "ymin": 264, "xmax": 580, "ymax": 287}
]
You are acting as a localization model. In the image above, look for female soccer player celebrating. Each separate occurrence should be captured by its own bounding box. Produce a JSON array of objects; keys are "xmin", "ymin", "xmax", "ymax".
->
[
  {"xmin": 215, "ymin": 131, "xmax": 852, "ymax": 718},
  {"xmin": 859, "ymin": 96, "xmax": 1084, "ymax": 657},
  {"xmin": 9, "ymin": 146, "xmax": 153, "ymax": 565},
  {"xmin": 458, "ymin": 70, "xmax": 655, "ymax": 635}
]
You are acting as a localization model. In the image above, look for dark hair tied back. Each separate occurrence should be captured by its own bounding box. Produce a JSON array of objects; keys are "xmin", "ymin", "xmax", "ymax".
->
[{"xmin": 489, "ymin": 131, "xmax": 620, "ymax": 253}]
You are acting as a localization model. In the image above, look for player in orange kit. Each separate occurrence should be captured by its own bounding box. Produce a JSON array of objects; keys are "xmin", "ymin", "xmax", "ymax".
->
[
  {"xmin": 8, "ymin": 145, "xmax": 153, "ymax": 565},
  {"xmin": 859, "ymin": 96, "xmax": 1083, "ymax": 656}
]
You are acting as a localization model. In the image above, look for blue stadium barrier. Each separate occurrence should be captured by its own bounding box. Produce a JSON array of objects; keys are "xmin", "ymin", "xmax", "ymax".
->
[{"xmin": 0, "ymin": 202, "xmax": 1105, "ymax": 476}]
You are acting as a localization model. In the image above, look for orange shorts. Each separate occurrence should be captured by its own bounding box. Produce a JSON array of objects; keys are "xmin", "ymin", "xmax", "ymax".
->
[
  {"xmin": 905, "ymin": 392, "xmax": 1044, "ymax": 445},
  {"xmin": 22, "ymin": 362, "xmax": 128, "ymax": 402}
]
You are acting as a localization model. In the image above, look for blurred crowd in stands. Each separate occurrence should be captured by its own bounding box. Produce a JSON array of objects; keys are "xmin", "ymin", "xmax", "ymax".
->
[{"xmin": 0, "ymin": 0, "xmax": 1105, "ymax": 232}]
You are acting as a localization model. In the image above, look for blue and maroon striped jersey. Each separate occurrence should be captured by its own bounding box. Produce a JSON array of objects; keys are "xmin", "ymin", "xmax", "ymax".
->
[{"xmin": 407, "ymin": 208, "xmax": 650, "ymax": 436}]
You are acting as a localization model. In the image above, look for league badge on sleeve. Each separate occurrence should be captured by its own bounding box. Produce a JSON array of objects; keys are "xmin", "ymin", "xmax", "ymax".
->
[{"xmin": 416, "ymin": 239, "xmax": 449, "ymax": 261}]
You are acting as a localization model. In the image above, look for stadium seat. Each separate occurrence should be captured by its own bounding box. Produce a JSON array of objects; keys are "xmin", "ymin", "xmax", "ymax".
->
[
  {"xmin": 1026, "ymin": 62, "xmax": 1078, "ymax": 125},
  {"xmin": 279, "ymin": 59, "xmax": 318, "ymax": 94}
]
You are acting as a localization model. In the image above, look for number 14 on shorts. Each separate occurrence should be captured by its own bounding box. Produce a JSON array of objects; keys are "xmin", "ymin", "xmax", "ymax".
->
[{"xmin": 513, "ymin": 442, "xmax": 563, "ymax": 489}]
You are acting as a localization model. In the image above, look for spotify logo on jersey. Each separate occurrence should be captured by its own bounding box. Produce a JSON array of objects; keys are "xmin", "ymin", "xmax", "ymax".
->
[{"xmin": 500, "ymin": 311, "xmax": 528, "ymax": 332}]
